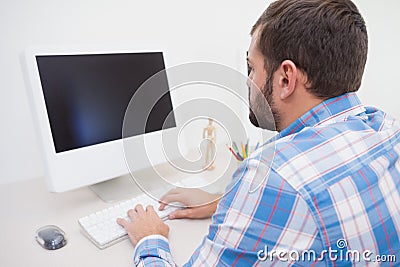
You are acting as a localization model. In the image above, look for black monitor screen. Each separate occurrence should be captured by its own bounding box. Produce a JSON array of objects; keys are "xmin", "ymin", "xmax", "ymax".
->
[{"xmin": 36, "ymin": 52, "xmax": 176, "ymax": 153}]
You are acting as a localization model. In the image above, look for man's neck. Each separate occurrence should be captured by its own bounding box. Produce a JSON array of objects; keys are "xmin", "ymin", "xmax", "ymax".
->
[{"xmin": 278, "ymin": 95, "xmax": 325, "ymax": 132}]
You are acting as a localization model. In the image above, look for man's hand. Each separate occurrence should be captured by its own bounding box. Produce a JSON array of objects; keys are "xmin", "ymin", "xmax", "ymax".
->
[
  {"xmin": 117, "ymin": 204, "xmax": 169, "ymax": 246},
  {"xmin": 159, "ymin": 188, "xmax": 222, "ymax": 220}
]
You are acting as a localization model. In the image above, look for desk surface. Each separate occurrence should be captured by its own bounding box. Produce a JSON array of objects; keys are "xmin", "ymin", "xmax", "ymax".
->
[
  {"xmin": 0, "ymin": 150, "xmax": 237, "ymax": 267},
  {"xmin": 0, "ymin": 177, "xmax": 212, "ymax": 266}
]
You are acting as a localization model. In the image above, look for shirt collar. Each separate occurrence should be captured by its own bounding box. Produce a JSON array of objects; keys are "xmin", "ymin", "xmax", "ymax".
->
[{"xmin": 268, "ymin": 93, "xmax": 366, "ymax": 142}]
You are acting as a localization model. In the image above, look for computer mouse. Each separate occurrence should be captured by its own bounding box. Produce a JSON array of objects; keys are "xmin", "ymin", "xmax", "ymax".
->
[{"xmin": 35, "ymin": 225, "xmax": 67, "ymax": 250}]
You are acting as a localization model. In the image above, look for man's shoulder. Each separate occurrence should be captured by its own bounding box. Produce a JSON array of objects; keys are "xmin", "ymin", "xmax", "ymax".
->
[
  {"xmin": 274, "ymin": 111, "xmax": 400, "ymax": 163},
  {"xmin": 272, "ymin": 123, "xmax": 350, "ymax": 163},
  {"xmin": 269, "ymin": 117, "xmax": 399, "ymax": 192}
]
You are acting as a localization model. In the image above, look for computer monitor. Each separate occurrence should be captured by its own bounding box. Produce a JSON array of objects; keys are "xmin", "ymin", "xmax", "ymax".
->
[{"xmin": 23, "ymin": 47, "xmax": 180, "ymax": 197}]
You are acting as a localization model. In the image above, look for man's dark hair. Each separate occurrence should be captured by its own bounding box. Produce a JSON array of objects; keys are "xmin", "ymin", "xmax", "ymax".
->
[{"xmin": 251, "ymin": 0, "xmax": 368, "ymax": 98}]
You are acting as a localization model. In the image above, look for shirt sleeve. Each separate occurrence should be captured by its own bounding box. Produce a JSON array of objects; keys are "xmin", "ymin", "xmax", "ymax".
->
[
  {"xmin": 133, "ymin": 235, "xmax": 177, "ymax": 267},
  {"xmin": 134, "ymin": 159, "xmax": 324, "ymax": 266}
]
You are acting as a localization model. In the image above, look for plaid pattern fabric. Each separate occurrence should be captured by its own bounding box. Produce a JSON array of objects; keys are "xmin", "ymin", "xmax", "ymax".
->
[
  {"xmin": 134, "ymin": 93, "xmax": 400, "ymax": 266},
  {"xmin": 134, "ymin": 236, "xmax": 177, "ymax": 267}
]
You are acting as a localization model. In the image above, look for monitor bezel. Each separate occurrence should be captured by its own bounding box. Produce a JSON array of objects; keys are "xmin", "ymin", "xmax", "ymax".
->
[{"xmin": 24, "ymin": 46, "xmax": 179, "ymax": 192}]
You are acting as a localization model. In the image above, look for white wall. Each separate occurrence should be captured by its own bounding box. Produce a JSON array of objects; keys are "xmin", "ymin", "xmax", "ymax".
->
[
  {"xmin": 0, "ymin": 0, "xmax": 399, "ymax": 185},
  {"xmin": 353, "ymin": 0, "xmax": 400, "ymax": 119}
]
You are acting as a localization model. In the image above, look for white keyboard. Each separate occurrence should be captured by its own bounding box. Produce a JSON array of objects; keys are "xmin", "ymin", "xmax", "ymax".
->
[
  {"xmin": 78, "ymin": 192, "xmax": 182, "ymax": 249},
  {"xmin": 78, "ymin": 176, "xmax": 216, "ymax": 249}
]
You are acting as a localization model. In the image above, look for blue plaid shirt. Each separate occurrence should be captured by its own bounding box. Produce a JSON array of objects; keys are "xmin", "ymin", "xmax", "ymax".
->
[{"xmin": 133, "ymin": 93, "xmax": 400, "ymax": 266}]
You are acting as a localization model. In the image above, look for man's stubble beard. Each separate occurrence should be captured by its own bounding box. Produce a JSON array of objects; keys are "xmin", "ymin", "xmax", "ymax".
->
[{"xmin": 249, "ymin": 72, "xmax": 281, "ymax": 131}]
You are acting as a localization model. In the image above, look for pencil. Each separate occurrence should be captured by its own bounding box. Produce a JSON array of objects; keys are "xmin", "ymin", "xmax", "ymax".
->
[
  {"xmin": 227, "ymin": 145, "xmax": 242, "ymax": 161},
  {"xmin": 241, "ymin": 143, "xmax": 247, "ymax": 159},
  {"xmin": 232, "ymin": 141, "xmax": 239, "ymax": 153}
]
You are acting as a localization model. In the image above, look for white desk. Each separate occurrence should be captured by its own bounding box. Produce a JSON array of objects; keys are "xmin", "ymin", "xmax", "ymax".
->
[
  {"xmin": 0, "ymin": 177, "xmax": 211, "ymax": 266},
  {"xmin": 0, "ymin": 151, "xmax": 237, "ymax": 266}
]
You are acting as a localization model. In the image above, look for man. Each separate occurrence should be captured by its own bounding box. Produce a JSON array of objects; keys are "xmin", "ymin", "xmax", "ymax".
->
[{"xmin": 118, "ymin": 0, "xmax": 400, "ymax": 265}]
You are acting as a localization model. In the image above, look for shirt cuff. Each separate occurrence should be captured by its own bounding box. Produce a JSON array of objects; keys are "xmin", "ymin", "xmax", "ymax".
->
[
  {"xmin": 133, "ymin": 234, "xmax": 168, "ymax": 255},
  {"xmin": 133, "ymin": 235, "xmax": 174, "ymax": 266}
]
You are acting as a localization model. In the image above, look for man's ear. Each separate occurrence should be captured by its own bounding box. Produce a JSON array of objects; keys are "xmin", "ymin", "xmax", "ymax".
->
[{"xmin": 278, "ymin": 60, "xmax": 297, "ymax": 100}]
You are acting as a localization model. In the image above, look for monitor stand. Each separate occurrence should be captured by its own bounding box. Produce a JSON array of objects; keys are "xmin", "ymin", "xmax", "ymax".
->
[
  {"xmin": 89, "ymin": 146, "xmax": 236, "ymax": 203},
  {"xmin": 89, "ymin": 174, "xmax": 141, "ymax": 203},
  {"xmin": 88, "ymin": 161, "xmax": 179, "ymax": 203}
]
